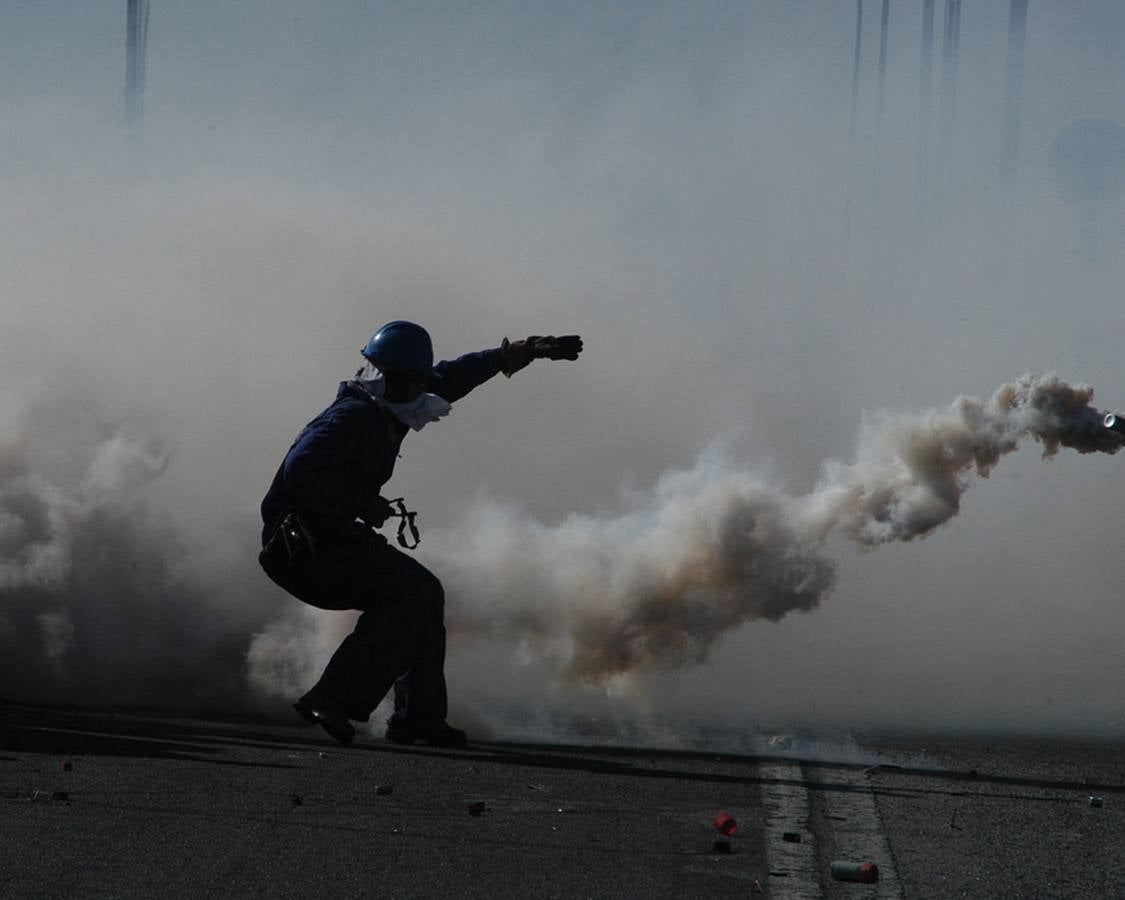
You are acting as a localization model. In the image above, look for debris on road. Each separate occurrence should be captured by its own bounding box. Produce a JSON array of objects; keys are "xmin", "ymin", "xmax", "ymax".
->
[
  {"xmin": 1089, "ymin": 796, "xmax": 1104, "ymax": 808},
  {"xmin": 467, "ymin": 801, "xmax": 486, "ymax": 816},
  {"xmin": 375, "ymin": 785, "xmax": 393, "ymax": 796},
  {"xmin": 290, "ymin": 793, "xmax": 303, "ymax": 806},
  {"xmin": 713, "ymin": 811, "xmax": 737, "ymax": 836},
  {"xmin": 782, "ymin": 831, "xmax": 801, "ymax": 843},
  {"xmin": 830, "ymin": 860, "xmax": 879, "ymax": 883}
]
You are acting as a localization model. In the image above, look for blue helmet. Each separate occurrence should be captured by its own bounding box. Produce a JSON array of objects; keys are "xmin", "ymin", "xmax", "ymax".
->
[{"xmin": 361, "ymin": 321, "xmax": 433, "ymax": 375}]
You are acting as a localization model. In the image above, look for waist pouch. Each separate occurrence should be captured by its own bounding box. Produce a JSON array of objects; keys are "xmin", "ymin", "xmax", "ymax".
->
[{"xmin": 259, "ymin": 511, "xmax": 327, "ymax": 600}]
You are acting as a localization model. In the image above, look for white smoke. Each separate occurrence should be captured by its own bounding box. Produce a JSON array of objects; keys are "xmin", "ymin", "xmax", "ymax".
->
[
  {"xmin": 0, "ymin": 382, "xmax": 275, "ymax": 711},
  {"xmin": 246, "ymin": 372, "xmax": 1122, "ymax": 699},
  {"xmin": 0, "ymin": 365, "xmax": 1119, "ymax": 738}
]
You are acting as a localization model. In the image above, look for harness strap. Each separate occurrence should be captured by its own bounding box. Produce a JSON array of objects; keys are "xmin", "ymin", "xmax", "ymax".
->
[{"xmin": 386, "ymin": 497, "xmax": 421, "ymax": 549}]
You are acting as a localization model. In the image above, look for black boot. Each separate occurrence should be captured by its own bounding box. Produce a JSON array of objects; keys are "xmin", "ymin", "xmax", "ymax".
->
[{"xmin": 294, "ymin": 695, "xmax": 356, "ymax": 746}]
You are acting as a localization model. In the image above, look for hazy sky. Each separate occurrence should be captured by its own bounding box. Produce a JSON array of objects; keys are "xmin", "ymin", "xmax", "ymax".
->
[{"xmin": 1, "ymin": 2, "xmax": 1123, "ymax": 739}]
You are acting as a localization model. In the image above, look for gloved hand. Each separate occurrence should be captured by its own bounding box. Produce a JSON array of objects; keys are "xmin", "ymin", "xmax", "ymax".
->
[
  {"xmin": 368, "ymin": 496, "xmax": 396, "ymax": 528},
  {"xmin": 501, "ymin": 335, "xmax": 583, "ymax": 377}
]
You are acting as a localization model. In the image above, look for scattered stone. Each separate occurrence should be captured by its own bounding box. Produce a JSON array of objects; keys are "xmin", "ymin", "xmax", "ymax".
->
[
  {"xmin": 290, "ymin": 793, "xmax": 303, "ymax": 806},
  {"xmin": 51, "ymin": 791, "xmax": 69, "ymax": 802},
  {"xmin": 711, "ymin": 840, "xmax": 732, "ymax": 855},
  {"xmin": 375, "ymin": 785, "xmax": 393, "ymax": 796},
  {"xmin": 782, "ymin": 831, "xmax": 801, "ymax": 843},
  {"xmin": 467, "ymin": 801, "xmax": 486, "ymax": 816},
  {"xmin": 1089, "ymin": 796, "xmax": 1104, "ymax": 808}
]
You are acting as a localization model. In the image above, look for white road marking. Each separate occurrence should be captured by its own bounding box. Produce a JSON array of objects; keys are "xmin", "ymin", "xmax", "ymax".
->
[
  {"xmin": 760, "ymin": 760, "xmax": 824, "ymax": 899},
  {"xmin": 819, "ymin": 738, "xmax": 906, "ymax": 899}
]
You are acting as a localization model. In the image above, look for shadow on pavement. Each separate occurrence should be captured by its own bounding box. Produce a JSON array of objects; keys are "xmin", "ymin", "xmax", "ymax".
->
[{"xmin": 4, "ymin": 701, "xmax": 1124, "ymax": 798}]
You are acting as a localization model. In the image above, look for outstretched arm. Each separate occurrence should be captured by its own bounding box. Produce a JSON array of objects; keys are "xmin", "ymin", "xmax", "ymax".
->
[
  {"xmin": 427, "ymin": 348, "xmax": 505, "ymax": 404},
  {"xmin": 428, "ymin": 335, "xmax": 584, "ymax": 403}
]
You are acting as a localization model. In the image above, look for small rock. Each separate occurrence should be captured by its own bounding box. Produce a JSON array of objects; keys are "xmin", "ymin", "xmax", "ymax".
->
[
  {"xmin": 467, "ymin": 801, "xmax": 486, "ymax": 816},
  {"xmin": 375, "ymin": 785, "xmax": 393, "ymax": 796},
  {"xmin": 290, "ymin": 794, "xmax": 303, "ymax": 806},
  {"xmin": 712, "ymin": 840, "xmax": 732, "ymax": 855},
  {"xmin": 782, "ymin": 831, "xmax": 801, "ymax": 843}
]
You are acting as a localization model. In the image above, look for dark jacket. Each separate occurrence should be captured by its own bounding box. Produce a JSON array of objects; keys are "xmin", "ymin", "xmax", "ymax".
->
[{"xmin": 261, "ymin": 348, "xmax": 504, "ymax": 544}]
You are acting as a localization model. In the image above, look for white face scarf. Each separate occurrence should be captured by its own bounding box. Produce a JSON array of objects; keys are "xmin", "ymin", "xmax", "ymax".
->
[{"xmin": 355, "ymin": 362, "xmax": 451, "ymax": 432}]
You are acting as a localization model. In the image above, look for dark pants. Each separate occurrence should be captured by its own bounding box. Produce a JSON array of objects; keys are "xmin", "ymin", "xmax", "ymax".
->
[{"xmin": 266, "ymin": 530, "xmax": 448, "ymax": 724}]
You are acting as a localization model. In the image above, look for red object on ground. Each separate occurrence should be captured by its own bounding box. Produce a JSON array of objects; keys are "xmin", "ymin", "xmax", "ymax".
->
[
  {"xmin": 857, "ymin": 862, "xmax": 879, "ymax": 883},
  {"xmin": 830, "ymin": 860, "xmax": 880, "ymax": 883},
  {"xmin": 713, "ymin": 811, "xmax": 737, "ymax": 836}
]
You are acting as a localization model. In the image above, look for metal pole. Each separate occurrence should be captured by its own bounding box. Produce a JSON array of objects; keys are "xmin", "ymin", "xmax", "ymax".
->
[
  {"xmin": 936, "ymin": 0, "xmax": 961, "ymax": 224},
  {"xmin": 125, "ymin": 0, "xmax": 150, "ymax": 125},
  {"xmin": 870, "ymin": 0, "xmax": 890, "ymax": 237},
  {"xmin": 916, "ymin": 0, "xmax": 935, "ymax": 231},
  {"xmin": 1000, "ymin": 0, "xmax": 1029, "ymax": 183},
  {"xmin": 844, "ymin": 0, "xmax": 864, "ymax": 235}
]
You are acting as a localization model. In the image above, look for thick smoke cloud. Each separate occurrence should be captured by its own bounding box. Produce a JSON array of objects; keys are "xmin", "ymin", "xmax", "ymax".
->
[
  {"xmin": 0, "ymin": 382, "xmax": 273, "ymax": 711},
  {"xmin": 2, "ymin": 2, "xmax": 1124, "ymax": 738},
  {"xmin": 246, "ymin": 373, "xmax": 1121, "ymax": 699}
]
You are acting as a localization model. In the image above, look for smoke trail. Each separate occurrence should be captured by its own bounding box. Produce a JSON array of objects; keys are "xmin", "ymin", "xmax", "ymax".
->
[
  {"xmin": 3, "ymin": 373, "xmax": 1118, "ymax": 711},
  {"xmin": 415, "ymin": 373, "xmax": 1121, "ymax": 683},
  {"xmin": 808, "ymin": 373, "xmax": 1119, "ymax": 547}
]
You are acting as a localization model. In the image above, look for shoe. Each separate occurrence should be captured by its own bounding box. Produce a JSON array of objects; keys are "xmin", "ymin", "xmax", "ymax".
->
[
  {"xmin": 385, "ymin": 718, "xmax": 468, "ymax": 749},
  {"xmin": 293, "ymin": 696, "xmax": 355, "ymax": 746}
]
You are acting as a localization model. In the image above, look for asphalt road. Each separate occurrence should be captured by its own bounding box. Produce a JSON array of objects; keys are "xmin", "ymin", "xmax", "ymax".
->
[{"xmin": 1, "ymin": 703, "xmax": 1122, "ymax": 898}]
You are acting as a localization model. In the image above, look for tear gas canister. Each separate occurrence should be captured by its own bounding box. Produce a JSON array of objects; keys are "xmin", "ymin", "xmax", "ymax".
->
[{"xmin": 830, "ymin": 860, "xmax": 879, "ymax": 883}]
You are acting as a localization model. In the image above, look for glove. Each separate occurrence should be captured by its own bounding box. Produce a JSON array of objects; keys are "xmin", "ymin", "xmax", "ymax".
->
[
  {"xmin": 367, "ymin": 496, "xmax": 396, "ymax": 528},
  {"xmin": 501, "ymin": 335, "xmax": 583, "ymax": 377}
]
